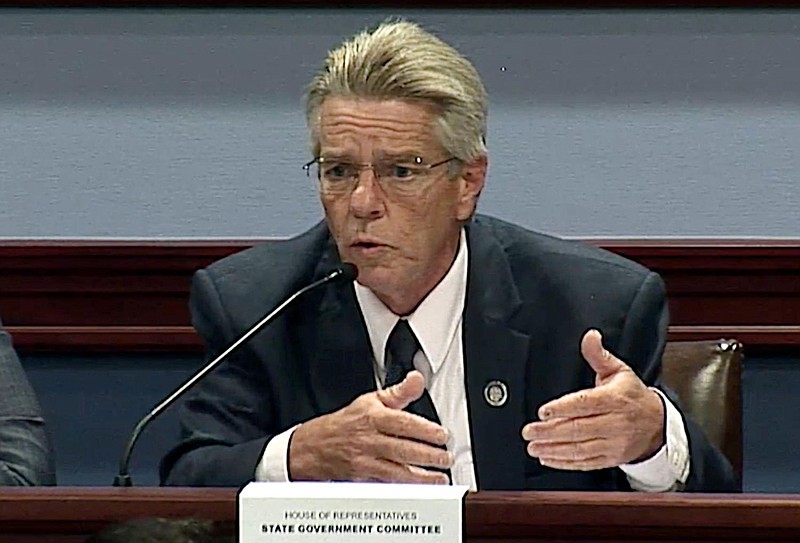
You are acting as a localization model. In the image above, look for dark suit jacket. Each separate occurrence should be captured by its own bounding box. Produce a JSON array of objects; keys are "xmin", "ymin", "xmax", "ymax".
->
[
  {"xmin": 161, "ymin": 215, "xmax": 737, "ymax": 491},
  {"xmin": 0, "ymin": 319, "xmax": 56, "ymax": 486}
]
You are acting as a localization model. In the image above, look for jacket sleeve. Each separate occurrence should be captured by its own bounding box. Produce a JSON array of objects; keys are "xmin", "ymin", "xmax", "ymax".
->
[
  {"xmin": 159, "ymin": 270, "xmax": 277, "ymax": 487},
  {"xmin": 0, "ymin": 322, "xmax": 56, "ymax": 486},
  {"xmin": 616, "ymin": 272, "xmax": 739, "ymax": 492}
]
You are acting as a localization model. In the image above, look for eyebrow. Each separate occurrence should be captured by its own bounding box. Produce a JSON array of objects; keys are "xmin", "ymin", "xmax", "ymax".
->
[
  {"xmin": 317, "ymin": 151, "xmax": 429, "ymax": 163},
  {"xmin": 318, "ymin": 153, "xmax": 353, "ymax": 162},
  {"xmin": 376, "ymin": 152, "xmax": 425, "ymax": 163}
]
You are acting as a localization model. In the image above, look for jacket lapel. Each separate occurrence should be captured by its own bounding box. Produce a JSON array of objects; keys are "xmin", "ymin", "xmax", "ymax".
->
[
  {"xmin": 302, "ymin": 221, "xmax": 534, "ymax": 489},
  {"xmin": 463, "ymin": 221, "xmax": 531, "ymax": 490},
  {"xmin": 306, "ymin": 240, "xmax": 376, "ymax": 415}
]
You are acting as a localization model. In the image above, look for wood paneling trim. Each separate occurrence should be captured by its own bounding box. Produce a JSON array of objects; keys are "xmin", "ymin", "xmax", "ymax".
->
[
  {"xmin": 1, "ymin": 239, "xmax": 798, "ymax": 355},
  {"xmin": 5, "ymin": 326, "xmax": 201, "ymax": 353},
  {"xmin": 669, "ymin": 326, "xmax": 800, "ymax": 346},
  {"xmin": 6, "ymin": 325, "xmax": 800, "ymax": 354},
  {"xmin": 3, "ymin": 488, "xmax": 800, "ymax": 542}
]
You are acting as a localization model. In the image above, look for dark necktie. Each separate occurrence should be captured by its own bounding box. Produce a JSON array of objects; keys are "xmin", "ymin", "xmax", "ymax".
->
[{"xmin": 384, "ymin": 319, "xmax": 451, "ymax": 483}]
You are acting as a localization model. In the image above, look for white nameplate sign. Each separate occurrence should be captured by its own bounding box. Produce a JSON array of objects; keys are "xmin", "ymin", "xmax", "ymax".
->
[{"xmin": 239, "ymin": 482, "xmax": 469, "ymax": 543}]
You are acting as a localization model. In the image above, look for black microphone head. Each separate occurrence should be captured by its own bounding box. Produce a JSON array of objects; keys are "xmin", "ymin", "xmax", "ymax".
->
[{"xmin": 337, "ymin": 263, "xmax": 359, "ymax": 282}]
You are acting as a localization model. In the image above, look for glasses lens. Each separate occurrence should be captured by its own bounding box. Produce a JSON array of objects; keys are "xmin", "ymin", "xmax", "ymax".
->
[
  {"xmin": 305, "ymin": 157, "xmax": 453, "ymax": 196},
  {"xmin": 318, "ymin": 161, "xmax": 354, "ymax": 195}
]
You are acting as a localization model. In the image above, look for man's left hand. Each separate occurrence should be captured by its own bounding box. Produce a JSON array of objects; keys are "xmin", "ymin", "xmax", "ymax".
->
[{"xmin": 521, "ymin": 329, "xmax": 665, "ymax": 471}]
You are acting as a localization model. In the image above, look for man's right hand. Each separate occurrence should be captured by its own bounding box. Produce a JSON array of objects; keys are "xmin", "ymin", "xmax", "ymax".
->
[{"xmin": 288, "ymin": 370, "xmax": 452, "ymax": 484}]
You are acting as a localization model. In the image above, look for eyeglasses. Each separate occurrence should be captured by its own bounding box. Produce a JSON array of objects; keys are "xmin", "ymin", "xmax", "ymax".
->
[{"xmin": 302, "ymin": 156, "xmax": 458, "ymax": 197}]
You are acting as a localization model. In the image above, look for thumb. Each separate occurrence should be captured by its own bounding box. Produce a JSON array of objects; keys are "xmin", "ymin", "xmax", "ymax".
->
[
  {"xmin": 376, "ymin": 370, "xmax": 426, "ymax": 410},
  {"xmin": 581, "ymin": 329, "xmax": 625, "ymax": 380}
]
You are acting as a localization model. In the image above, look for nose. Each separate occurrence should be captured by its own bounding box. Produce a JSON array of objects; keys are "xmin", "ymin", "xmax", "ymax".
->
[{"xmin": 349, "ymin": 169, "xmax": 385, "ymax": 220}]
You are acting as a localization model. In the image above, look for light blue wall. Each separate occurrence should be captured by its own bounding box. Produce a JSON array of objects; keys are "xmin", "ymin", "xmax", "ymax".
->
[
  {"xmin": 1, "ymin": 10, "xmax": 799, "ymax": 238},
  {"xmin": 22, "ymin": 354, "xmax": 193, "ymax": 487},
  {"xmin": 742, "ymin": 358, "xmax": 800, "ymax": 493}
]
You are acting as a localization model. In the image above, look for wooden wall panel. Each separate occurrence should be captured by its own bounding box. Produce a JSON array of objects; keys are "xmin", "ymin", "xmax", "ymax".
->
[
  {"xmin": 4, "ymin": 488, "xmax": 800, "ymax": 542},
  {"xmin": 0, "ymin": 239, "xmax": 798, "ymax": 355}
]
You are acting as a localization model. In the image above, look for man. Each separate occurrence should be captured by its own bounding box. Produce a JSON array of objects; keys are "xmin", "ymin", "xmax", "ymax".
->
[
  {"xmin": 0, "ymin": 317, "xmax": 56, "ymax": 485},
  {"xmin": 161, "ymin": 20, "xmax": 737, "ymax": 492}
]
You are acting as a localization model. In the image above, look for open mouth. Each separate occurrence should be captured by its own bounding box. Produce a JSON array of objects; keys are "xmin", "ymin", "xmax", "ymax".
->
[{"xmin": 351, "ymin": 240, "xmax": 388, "ymax": 252}]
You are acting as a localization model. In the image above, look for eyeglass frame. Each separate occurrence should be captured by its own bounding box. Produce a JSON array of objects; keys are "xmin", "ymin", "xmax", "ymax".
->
[{"xmin": 302, "ymin": 155, "xmax": 460, "ymax": 195}]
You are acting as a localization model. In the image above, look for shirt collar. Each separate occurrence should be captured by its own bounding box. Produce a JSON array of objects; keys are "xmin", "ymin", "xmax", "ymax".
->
[{"xmin": 354, "ymin": 228, "xmax": 468, "ymax": 376}]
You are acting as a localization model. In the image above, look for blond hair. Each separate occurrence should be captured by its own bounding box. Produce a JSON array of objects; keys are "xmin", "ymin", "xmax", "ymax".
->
[{"xmin": 305, "ymin": 20, "xmax": 488, "ymax": 163}]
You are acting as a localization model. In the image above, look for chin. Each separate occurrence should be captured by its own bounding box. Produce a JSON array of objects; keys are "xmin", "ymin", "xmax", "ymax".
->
[{"xmin": 353, "ymin": 263, "xmax": 397, "ymax": 292}]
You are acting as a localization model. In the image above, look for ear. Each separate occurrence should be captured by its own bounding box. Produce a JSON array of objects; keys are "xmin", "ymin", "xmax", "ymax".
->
[{"xmin": 455, "ymin": 154, "xmax": 487, "ymax": 221}]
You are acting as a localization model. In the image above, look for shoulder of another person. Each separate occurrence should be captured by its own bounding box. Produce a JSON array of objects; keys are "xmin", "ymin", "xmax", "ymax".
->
[{"xmin": 0, "ymin": 320, "xmax": 20, "ymax": 359}]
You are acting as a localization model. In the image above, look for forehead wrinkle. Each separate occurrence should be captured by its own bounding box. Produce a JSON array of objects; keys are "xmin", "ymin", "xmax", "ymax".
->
[
  {"xmin": 321, "ymin": 120, "xmax": 439, "ymax": 159},
  {"xmin": 322, "ymin": 112, "xmax": 431, "ymax": 137},
  {"xmin": 319, "ymin": 99, "xmax": 443, "ymax": 157}
]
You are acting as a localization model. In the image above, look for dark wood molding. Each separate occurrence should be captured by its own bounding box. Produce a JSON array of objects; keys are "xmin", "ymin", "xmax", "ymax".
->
[
  {"xmin": 4, "ymin": 326, "xmax": 201, "ymax": 353},
  {"xmin": 3, "ymin": 488, "xmax": 800, "ymax": 542},
  {"xmin": 1, "ymin": 239, "xmax": 798, "ymax": 355},
  {"xmin": 465, "ymin": 491, "xmax": 800, "ymax": 541},
  {"xmin": 0, "ymin": 487, "xmax": 236, "ymax": 543},
  {"xmin": 670, "ymin": 325, "xmax": 800, "ymax": 341},
  {"xmin": 5, "ymin": 325, "xmax": 800, "ymax": 355}
]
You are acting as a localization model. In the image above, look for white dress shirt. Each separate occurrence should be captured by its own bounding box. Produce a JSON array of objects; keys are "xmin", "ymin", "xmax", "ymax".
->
[{"xmin": 256, "ymin": 229, "xmax": 689, "ymax": 491}]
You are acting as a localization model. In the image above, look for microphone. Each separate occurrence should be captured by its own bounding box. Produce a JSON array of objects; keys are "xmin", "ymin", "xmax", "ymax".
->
[{"xmin": 113, "ymin": 262, "xmax": 358, "ymax": 486}]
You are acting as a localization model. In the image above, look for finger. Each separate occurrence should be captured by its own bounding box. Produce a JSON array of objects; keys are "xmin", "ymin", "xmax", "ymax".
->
[
  {"xmin": 376, "ymin": 370, "xmax": 426, "ymax": 410},
  {"xmin": 581, "ymin": 329, "xmax": 626, "ymax": 379},
  {"xmin": 376, "ymin": 409, "xmax": 449, "ymax": 447},
  {"xmin": 362, "ymin": 459, "xmax": 450, "ymax": 485},
  {"xmin": 405, "ymin": 464, "xmax": 451, "ymax": 485},
  {"xmin": 537, "ymin": 388, "xmax": 615, "ymax": 420},
  {"xmin": 522, "ymin": 414, "xmax": 612, "ymax": 443},
  {"xmin": 526, "ymin": 437, "xmax": 608, "ymax": 462},
  {"xmin": 538, "ymin": 455, "xmax": 614, "ymax": 472},
  {"xmin": 376, "ymin": 435, "xmax": 453, "ymax": 470}
]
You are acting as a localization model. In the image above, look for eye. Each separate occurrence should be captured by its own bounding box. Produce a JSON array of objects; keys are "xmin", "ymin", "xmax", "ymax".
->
[
  {"xmin": 323, "ymin": 163, "xmax": 354, "ymax": 180},
  {"xmin": 389, "ymin": 164, "xmax": 416, "ymax": 179}
]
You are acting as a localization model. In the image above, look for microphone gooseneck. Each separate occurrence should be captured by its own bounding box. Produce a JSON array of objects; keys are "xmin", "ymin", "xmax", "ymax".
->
[{"xmin": 113, "ymin": 263, "xmax": 358, "ymax": 487}]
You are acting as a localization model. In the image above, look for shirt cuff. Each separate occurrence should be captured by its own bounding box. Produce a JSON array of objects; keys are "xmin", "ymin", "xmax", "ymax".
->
[
  {"xmin": 620, "ymin": 387, "xmax": 690, "ymax": 492},
  {"xmin": 254, "ymin": 425, "xmax": 300, "ymax": 482}
]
